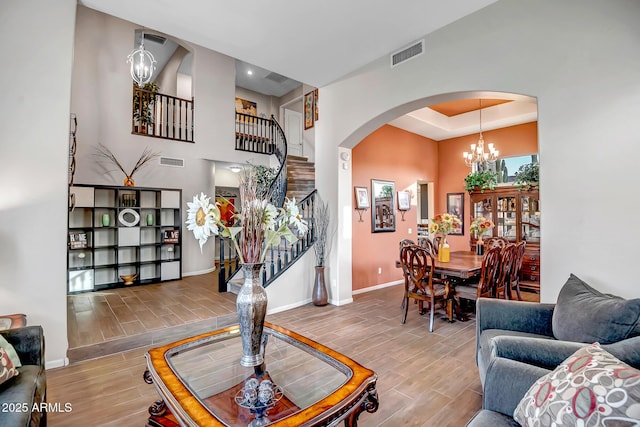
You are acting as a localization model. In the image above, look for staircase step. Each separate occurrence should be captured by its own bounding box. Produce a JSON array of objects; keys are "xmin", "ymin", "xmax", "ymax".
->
[{"xmin": 287, "ymin": 155, "xmax": 309, "ymax": 162}]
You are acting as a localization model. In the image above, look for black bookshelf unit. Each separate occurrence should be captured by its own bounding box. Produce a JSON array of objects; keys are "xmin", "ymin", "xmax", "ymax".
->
[{"xmin": 67, "ymin": 184, "xmax": 182, "ymax": 293}]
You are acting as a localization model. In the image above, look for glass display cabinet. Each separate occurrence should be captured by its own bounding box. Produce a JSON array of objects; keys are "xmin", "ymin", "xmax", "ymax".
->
[{"xmin": 469, "ymin": 186, "xmax": 540, "ymax": 293}]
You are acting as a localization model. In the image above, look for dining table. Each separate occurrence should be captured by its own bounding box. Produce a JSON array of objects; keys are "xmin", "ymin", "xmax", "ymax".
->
[{"xmin": 397, "ymin": 250, "xmax": 485, "ymax": 322}]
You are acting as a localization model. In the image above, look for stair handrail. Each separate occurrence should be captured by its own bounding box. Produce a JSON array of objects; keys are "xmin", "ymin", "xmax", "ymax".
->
[
  {"xmin": 217, "ymin": 190, "xmax": 318, "ymax": 291},
  {"xmin": 266, "ymin": 114, "xmax": 287, "ymax": 209}
]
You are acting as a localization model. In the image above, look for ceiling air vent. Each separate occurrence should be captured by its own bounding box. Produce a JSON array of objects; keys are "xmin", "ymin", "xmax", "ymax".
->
[
  {"xmin": 144, "ymin": 33, "xmax": 167, "ymax": 45},
  {"xmin": 159, "ymin": 157, "xmax": 184, "ymax": 167},
  {"xmin": 265, "ymin": 72, "xmax": 288, "ymax": 84},
  {"xmin": 390, "ymin": 40, "xmax": 424, "ymax": 68}
]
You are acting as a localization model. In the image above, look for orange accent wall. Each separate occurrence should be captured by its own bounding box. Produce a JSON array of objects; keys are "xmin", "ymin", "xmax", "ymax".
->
[
  {"xmin": 351, "ymin": 122, "xmax": 538, "ymax": 291},
  {"xmin": 352, "ymin": 125, "xmax": 439, "ymax": 291}
]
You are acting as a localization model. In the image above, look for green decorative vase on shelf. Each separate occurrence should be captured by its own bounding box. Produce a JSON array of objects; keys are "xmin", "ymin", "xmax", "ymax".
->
[
  {"xmin": 101, "ymin": 213, "xmax": 110, "ymax": 227},
  {"xmin": 146, "ymin": 214, "xmax": 154, "ymax": 226}
]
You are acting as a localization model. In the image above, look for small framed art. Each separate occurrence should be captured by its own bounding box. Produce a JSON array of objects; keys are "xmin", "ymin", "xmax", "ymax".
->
[{"xmin": 354, "ymin": 186, "xmax": 370, "ymax": 209}]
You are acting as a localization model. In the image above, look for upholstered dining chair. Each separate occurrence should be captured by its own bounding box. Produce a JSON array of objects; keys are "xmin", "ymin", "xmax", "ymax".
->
[
  {"xmin": 454, "ymin": 246, "xmax": 502, "ymax": 307},
  {"xmin": 484, "ymin": 237, "xmax": 508, "ymax": 250},
  {"xmin": 495, "ymin": 243, "xmax": 517, "ymax": 299},
  {"xmin": 508, "ymin": 241, "xmax": 527, "ymax": 300},
  {"xmin": 400, "ymin": 244, "xmax": 449, "ymax": 332}
]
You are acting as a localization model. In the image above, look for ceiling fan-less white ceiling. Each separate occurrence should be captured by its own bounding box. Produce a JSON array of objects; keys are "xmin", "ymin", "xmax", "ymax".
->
[{"xmin": 78, "ymin": 0, "xmax": 498, "ymax": 88}]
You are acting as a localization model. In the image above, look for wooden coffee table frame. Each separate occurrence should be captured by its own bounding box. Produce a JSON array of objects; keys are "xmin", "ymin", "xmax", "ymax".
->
[{"xmin": 144, "ymin": 322, "xmax": 378, "ymax": 427}]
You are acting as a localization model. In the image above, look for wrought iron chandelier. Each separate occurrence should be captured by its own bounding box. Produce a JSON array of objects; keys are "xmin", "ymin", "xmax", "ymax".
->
[
  {"xmin": 463, "ymin": 99, "xmax": 499, "ymax": 168},
  {"xmin": 127, "ymin": 30, "xmax": 157, "ymax": 87}
]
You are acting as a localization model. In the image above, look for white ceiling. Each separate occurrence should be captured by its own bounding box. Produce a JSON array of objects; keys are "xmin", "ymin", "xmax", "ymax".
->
[
  {"xmin": 78, "ymin": 0, "xmax": 498, "ymax": 88},
  {"xmin": 80, "ymin": 0, "xmax": 538, "ymax": 139}
]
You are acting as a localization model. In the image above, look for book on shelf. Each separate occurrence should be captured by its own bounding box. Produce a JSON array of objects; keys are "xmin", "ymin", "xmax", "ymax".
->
[
  {"xmin": 69, "ymin": 231, "xmax": 88, "ymax": 249},
  {"xmin": 162, "ymin": 229, "xmax": 180, "ymax": 244}
]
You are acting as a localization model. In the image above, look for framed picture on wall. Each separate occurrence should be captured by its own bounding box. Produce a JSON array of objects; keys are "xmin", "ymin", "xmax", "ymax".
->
[
  {"xmin": 235, "ymin": 97, "xmax": 257, "ymax": 116},
  {"xmin": 304, "ymin": 90, "xmax": 315, "ymax": 129},
  {"xmin": 397, "ymin": 191, "xmax": 410, "ymax": 211},
  {"xmin": 354, "ymin": 186, "xmax": 370, "ymax": 209},
  {"xmin": 314, "ymin": 88, "xmax": 319, "ymax": 121},
  {"xmin": 447, "ymin": 192, "xmax": 464, "ymax": 235}
]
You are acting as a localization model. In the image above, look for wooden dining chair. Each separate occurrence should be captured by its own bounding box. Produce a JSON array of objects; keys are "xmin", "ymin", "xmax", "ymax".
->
[
  {"xmin": 398, "ymin": 239, "xmax": 416, "ymax": 310},
  {"xmin": 508, "ymin": 241, "xmax": 527, "ymax": 300},
  {"xmin": 432, "ymin": 235, "xmax": 442, "ymax": 254},
  {"xmin": 495, "ymin": 243, "xmax": 517, "ymax": 299},
  {"xmin": 454, "ymin": 246, "xmax": 502, "ymax": 307},
  {"xmin": 484, "ymin": 237, "xmax": 508, "ymax": 250},
  {"xmin": 399, "ymin": 239, "xmax": 415, "ymax": 250},
  {"xmin": 417, "ymin": 237, "xmax": 436, "ymax": 254},
  {"xmin": 400, "ymin": 244, "xmax": 448, "ymax": 332}
]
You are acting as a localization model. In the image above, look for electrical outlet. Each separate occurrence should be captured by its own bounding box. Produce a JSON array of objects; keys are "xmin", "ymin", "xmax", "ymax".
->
[
  {"xmin": 378, "ymin": 267, "xmax": 382, "ymax": 274},
  {"xmin": 408, "ymin": 228, "xmax": 412, "ymax": 234}
]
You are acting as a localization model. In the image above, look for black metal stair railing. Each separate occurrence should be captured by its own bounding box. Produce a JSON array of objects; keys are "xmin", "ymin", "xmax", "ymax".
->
[{"xmin": 217, "ymin": 190, "xmax": 318, "ymax": 292}]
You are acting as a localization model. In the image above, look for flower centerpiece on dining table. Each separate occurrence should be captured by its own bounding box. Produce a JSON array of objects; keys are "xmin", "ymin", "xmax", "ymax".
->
[
  {"xmin": 185, "ymin": 166, "xmax": 308, "ymax": 367},
  {"xmin": 470, "ymin": 216, "xmax": 495, "ymax": 255},
  {"xmin": 429, "ymin": 213, "xmax": 462, "ymax": 262}
]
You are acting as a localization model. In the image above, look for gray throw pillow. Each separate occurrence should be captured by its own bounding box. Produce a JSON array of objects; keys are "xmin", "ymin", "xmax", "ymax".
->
[{"xmin": 552, "ymin": 274, "xmax": 640, "ymax": 344}]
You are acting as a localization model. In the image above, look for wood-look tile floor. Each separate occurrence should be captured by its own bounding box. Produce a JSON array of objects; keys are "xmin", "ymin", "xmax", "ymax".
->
[
  {"xmin": 56, "ymin": 277, "xmax": 539, "ymax": 426},
  {"xmin": 53, "ymin": 282, "xmax": 483, "ymax": 427},
  {"xmin": 66, "ymin": 272, "xmax": 238, "ymax": 362}
]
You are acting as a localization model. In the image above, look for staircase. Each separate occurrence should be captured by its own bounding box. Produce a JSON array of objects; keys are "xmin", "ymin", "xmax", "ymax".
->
[
  {"xmin": 285, "ymin": 155, "xmax": 315, "ymax": 201},
  {"xmin": 219, "ymin": 114, "xmax": 318, "ymax": 293}
]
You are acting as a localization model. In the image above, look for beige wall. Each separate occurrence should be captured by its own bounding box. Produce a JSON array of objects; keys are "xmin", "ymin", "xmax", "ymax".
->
[{"xmin": 0, "ymin": 0, "xmax": 77, "ymax": 367}]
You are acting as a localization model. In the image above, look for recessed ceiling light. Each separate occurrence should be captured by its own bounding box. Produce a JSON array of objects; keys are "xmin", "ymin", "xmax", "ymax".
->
[
  {"xmin": 229, "ymin": 165, "xmax": 243, "ymax": 173},
  {"xmin": 247, "ymin": 70, "xmax": 253, "ymax": 75}
]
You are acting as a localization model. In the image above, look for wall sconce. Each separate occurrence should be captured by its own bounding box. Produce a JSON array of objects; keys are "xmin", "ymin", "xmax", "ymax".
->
[{"xmin": 229, "ymin": 165, "xmax": 243, "ymax": 173}]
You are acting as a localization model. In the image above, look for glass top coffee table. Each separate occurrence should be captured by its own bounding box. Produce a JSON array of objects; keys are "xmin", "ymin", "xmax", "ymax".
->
[{"xmin": 144, "ymin": 322, "xmax": 378, "ymax": 427}]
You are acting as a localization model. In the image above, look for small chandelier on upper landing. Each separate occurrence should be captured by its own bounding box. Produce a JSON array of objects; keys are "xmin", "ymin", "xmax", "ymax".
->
[
  {"xmin": 463, "ymin": 99, "xmax": 499, "ymax": 168},
  {"xmin": 127, "ymin": 30, "xmax": 157, "ymax": 87}
]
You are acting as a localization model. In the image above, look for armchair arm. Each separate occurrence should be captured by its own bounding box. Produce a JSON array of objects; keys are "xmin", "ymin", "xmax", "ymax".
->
[
  {"xmin": 476, "ymin": 298, "xmax": 554, "ymax": 346},
  {"xmin": 483, "ymin": 357, "xmax": 549, "ymax": 416},
  {"xmin": 490, "ymin": 335, "xmax": 585, "ymax": 370},
  {"xmin": 603, "ymin": 335, "xmax": 640, "ymax": 369},
  {"xmin": 0, "ymin": 325, "xmax": 44, "ymax": 368}
]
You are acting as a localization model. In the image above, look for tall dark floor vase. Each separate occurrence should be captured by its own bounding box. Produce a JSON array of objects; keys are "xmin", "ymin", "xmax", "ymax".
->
[
  {"xmin": 313, "ymin": 266, "xmax": 328, "ymax": 306},
  {"xmin": 237, "ymin": 263, "xmax": 267, "ymax": 367}
]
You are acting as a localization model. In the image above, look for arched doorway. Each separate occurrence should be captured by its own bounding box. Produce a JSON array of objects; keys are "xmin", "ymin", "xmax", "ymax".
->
[{"xmin": 347, "ymin": 91, "xmax": 539, "ymax": 299}]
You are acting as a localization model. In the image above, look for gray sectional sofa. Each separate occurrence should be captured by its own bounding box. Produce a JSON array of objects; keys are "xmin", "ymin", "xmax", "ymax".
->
[
  {"xmin": 0, "ymin": 325, "xmax": 47, "ymax": 426},
  {"xmin": 466, "ymin": 274, "xmax": 640, "ymax": 426}
]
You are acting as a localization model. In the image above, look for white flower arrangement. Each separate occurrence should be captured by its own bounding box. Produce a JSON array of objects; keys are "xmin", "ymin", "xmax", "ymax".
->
[{"xmin": 186, "ymin": 167, "xmax": 308, "ymax": 264}]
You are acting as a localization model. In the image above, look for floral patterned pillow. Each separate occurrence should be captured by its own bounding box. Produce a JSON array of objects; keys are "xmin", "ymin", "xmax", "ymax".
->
[
  {"xmin": 0, "ymin": 347, "xmax": 19, "ymax": 386},
  {"xmin": 514, "ymin": 343, "xmax": 640, "ymax": 426}
]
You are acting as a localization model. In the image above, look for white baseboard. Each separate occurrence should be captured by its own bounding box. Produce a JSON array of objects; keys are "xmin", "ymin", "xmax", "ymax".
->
[
  {"xmin": 45, "ymin": 357, "xmax": 68, "ymax": 369},
  {"xmin": 331, "ymin": 297, "xmax": 354, "ymax": 306},
  {"xmin": 267, "ymin": 298, "xmax": 313, "ymax": 315},
  {"xmin": 182, "ymin": 267, "xmax": 216, "ymax": 277},
  {"xmin": 352, "ymin": 280, "xmax": 403, "ymax": 295}
]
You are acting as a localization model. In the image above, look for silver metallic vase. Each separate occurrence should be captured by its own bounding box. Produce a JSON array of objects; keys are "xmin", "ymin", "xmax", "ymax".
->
[{"xmin": 237, "ymin": 263, "xmax": 268, "ymax": 367}]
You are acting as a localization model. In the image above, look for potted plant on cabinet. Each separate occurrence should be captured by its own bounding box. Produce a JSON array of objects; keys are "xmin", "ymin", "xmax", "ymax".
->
[
  {"xmin": 312, "ymin": 197, "xmax": 331, "ymax": 306},
  {"xmin": 464, "ymin": 169, "xmax": 499, "ymax": 193}
]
